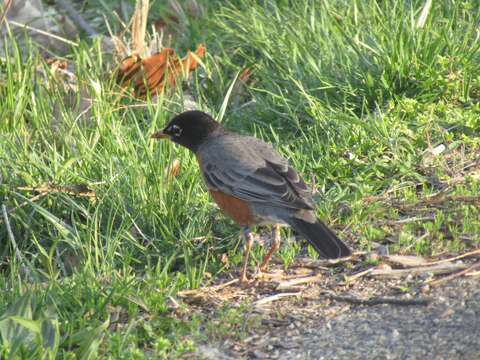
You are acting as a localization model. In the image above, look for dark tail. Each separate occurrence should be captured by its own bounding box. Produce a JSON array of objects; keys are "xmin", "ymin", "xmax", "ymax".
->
[{"xmin": 288, "ymin": 218, "xmax": 351, "ymax": 258}]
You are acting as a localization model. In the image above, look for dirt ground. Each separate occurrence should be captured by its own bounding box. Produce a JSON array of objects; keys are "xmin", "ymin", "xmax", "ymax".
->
[{"xmin": 177, "ymin": 251, "xmax": 480, "ymax": 359}]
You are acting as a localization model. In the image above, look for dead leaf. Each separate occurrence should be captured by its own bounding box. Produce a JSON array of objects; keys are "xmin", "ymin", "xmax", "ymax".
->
[
  {"xmin": 40, "ymin": 58, "xmax": 94, "ymax": 130},
  {"xmin": 45, "ymin": 58, "xmax": 77, "ymax": 89},
  {"xmin": 117, "ymin": 44, "xmax": 206, "ymax": 97}
]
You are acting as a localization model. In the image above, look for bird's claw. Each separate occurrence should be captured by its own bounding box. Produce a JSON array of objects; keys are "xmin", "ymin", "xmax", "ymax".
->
[{"xmin": 239, "ymin": 275, "xmax": 254, "ymax": 288}]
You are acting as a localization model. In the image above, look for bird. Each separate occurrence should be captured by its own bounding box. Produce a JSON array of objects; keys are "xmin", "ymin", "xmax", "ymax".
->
[{"xmin": 152, "ymin": 110, "xmax": 351, "ymax": 284}]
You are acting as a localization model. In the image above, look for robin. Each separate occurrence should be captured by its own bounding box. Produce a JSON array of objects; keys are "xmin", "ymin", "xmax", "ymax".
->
[{"xmin": 152, "ymin": 111, "xmax": 351, "ymax": 284}]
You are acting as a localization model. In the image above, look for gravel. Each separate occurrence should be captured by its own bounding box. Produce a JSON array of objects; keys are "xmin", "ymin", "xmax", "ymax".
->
[{"xmin": 278, "ymin": 279, "xmax": 480, "ymax": 360}]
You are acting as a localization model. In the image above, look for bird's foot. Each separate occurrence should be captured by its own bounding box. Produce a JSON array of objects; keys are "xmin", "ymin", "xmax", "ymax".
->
[
  {"xmin": 258, "ymin": 263, "xmax": 269, "ymax": 273},
  {"xmin": 254, "ymin": 265, "xmax": 285, "ymax": 282},
  {"xmin": 238, "ymin": 274, "xmax": 255, "ymax": 288},
  {"xmin": 254, "ymin": 267, "xmax": 273, "ymax": 280}
]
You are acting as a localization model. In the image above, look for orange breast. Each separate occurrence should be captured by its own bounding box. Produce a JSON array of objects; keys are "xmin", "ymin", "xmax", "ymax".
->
[{"xmin": 209, "ymin": 189, "xmax": 254, "ymax": 226}]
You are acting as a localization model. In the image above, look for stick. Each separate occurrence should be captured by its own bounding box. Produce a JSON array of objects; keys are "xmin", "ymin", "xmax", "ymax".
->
[
  {"xmin": 428, "ymin": 261, "xmax": 480, "ymax": 287},
  {"xmin": 422, "ymin": 248, "xmax": 480, "ymax": 266},
  {"xmin": 0, "ymin": 0, "xmax": 13, "ymax": 28},
  {"xmin": 7, "ymin": 20, "xmax": 79, "ymax": 47},
  {"xmin": 396, "ymin": 194, "xmax": 480, "ymax": 211},
  {"xmin": 370, "ymin": 262, "xmax": 467, "ymax": 279},
  {"xmin": 389, "ymin": 216, "xmax": 435, "ymax": 225},
  {"xmin": 465, "ymin": 271, "xmax": 480, "ymax": 277},
  {"xmin": 209, "ymin": 278, "xmax": 239, "ymax": 291},
  {"xmin": 344, "ymin": 268, "xmax": 373, "ymax": 283},
  {"xmin": 324, "ymin": 293, "xmax": 431, "ymax": 306},
  {"xmin": 254, "ymin": 292, "xmax": 301, "ymax": 307},
  {"xmin": 276, "ymin": 274, "xmax": 323, "ymax": 290}
]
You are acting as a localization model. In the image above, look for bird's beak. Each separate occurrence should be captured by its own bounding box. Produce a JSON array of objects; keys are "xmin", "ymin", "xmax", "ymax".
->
[{"xmin": 151, "ymin": 131, "xmax": 171, "ymax": 140}]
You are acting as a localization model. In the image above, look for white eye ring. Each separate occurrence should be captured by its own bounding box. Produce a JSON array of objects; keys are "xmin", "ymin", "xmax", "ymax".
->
[{"xmin": 171, "ymin": 124, "xmax": 182, "ymax": 136}]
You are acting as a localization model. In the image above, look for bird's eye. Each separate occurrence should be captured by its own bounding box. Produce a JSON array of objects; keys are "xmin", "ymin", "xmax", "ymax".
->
[{"xmin": 171, "ymin": 124, "xmax": 182, "ymax": 137}]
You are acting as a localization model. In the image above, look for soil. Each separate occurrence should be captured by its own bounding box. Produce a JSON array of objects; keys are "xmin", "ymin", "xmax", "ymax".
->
[{"xmin": 180, "ymin": 252, "xmax": 480, "ymax": 359}]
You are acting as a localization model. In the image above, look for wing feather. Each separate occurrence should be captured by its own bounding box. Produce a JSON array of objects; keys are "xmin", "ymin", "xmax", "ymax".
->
[{"xmin": 199, "ymin": 135, "xmax": 314, "ymax": 210}]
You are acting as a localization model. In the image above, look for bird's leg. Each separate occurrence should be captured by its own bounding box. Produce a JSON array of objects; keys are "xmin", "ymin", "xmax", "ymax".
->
[
  {"xmin": 259, "ymin": 224, "xmax": 281, "ymax": 272},
  {"xmin": 239, "ymin": 226, "xmax": 254, "ymax": 285}
]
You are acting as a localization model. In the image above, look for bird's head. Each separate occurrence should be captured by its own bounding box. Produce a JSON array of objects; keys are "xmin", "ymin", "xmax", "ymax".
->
[{"xmin": 151, "ymin": 111, "xmax": 223, "ymax": 152}]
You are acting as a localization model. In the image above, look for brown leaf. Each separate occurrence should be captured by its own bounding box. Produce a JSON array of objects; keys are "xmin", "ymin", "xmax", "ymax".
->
[{"xmin": 117, "ymin": 44, "xmax": 206, "ymax": 97}]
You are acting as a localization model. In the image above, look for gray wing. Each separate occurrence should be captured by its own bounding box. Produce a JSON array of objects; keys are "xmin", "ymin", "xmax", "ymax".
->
[{"xmin": 198, "ymin": 135, "xmax": 314, "ymax": 210}]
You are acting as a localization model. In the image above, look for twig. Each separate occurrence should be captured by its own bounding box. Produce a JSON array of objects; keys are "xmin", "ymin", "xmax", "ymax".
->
[
  {"xmin": 389, "ymin": 216, "xmax": 435, "ymax": 225},
  {"xmin": 383, "ymin": 255, "xmax": 428, "ymax": 267},
  {"xmin": 17, "ymin": 184, "xmax": 96, "ymax": 200},
  {"xmin": 56, "ymin": 0, "xmax": 98, "ymax": 37},
  {"xmin": 422, "ymin": 248, "xmax": 480, "ymax": 267},
  {"xmin": 254, "ymin": 292, "xmax": 301, "ymax": 307},
  {"xmin": 276, "ymin": 274, "xmax": 323, "ymax": 290},
  {"xmin": 7, "ymin": 20, "xmax": 79, "ymax": 47},
  {"xmin": 327, "ymin": 295, "xmax": 431, "ymax": 306},
  {"xmin": 324, "ymin": 292, "xmax": 431, "ymax": 306},
  {"xmin": 344, "ymin": 268, "xmax": 373, "ymax": 283},
  {"xmin": 427, "ymin": 261, "xmax": 480, "ymax": 287},
  {"xmin": 370, "ymin": 262, "xmax": 467, "ymax": 279},
  {"xmin": 395, "ymin": 194, "xmax": 480, "ymax": 212},
  {"xmin": 0, "ymin": 0, "xmax": 12, "ymax": 28},
  {"xmin": 210, "ymin": 278, "xmax": 239, "ymax": 291}
]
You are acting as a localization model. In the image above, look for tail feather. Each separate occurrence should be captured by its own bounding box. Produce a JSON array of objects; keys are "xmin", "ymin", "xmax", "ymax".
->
[{"xmin": 288, "ymin": 218, "xmax": 351, "ymax": 259}]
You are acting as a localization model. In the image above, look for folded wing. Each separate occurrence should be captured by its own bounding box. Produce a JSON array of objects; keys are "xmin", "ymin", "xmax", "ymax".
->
[{"xmin": 199, "ymin": 135, "xmax": 314, "ymax": 211}]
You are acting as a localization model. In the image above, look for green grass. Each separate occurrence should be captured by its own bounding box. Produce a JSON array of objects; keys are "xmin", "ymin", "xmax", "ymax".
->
[{"xmin": 1, "ymin": 0, "xmax": 480, "ymax": 357}]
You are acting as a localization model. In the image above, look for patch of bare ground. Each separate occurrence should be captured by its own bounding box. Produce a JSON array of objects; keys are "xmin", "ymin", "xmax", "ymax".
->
[{"xmin": 174, "ymin": 248, "xmax": 480, "ymax": 359}]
